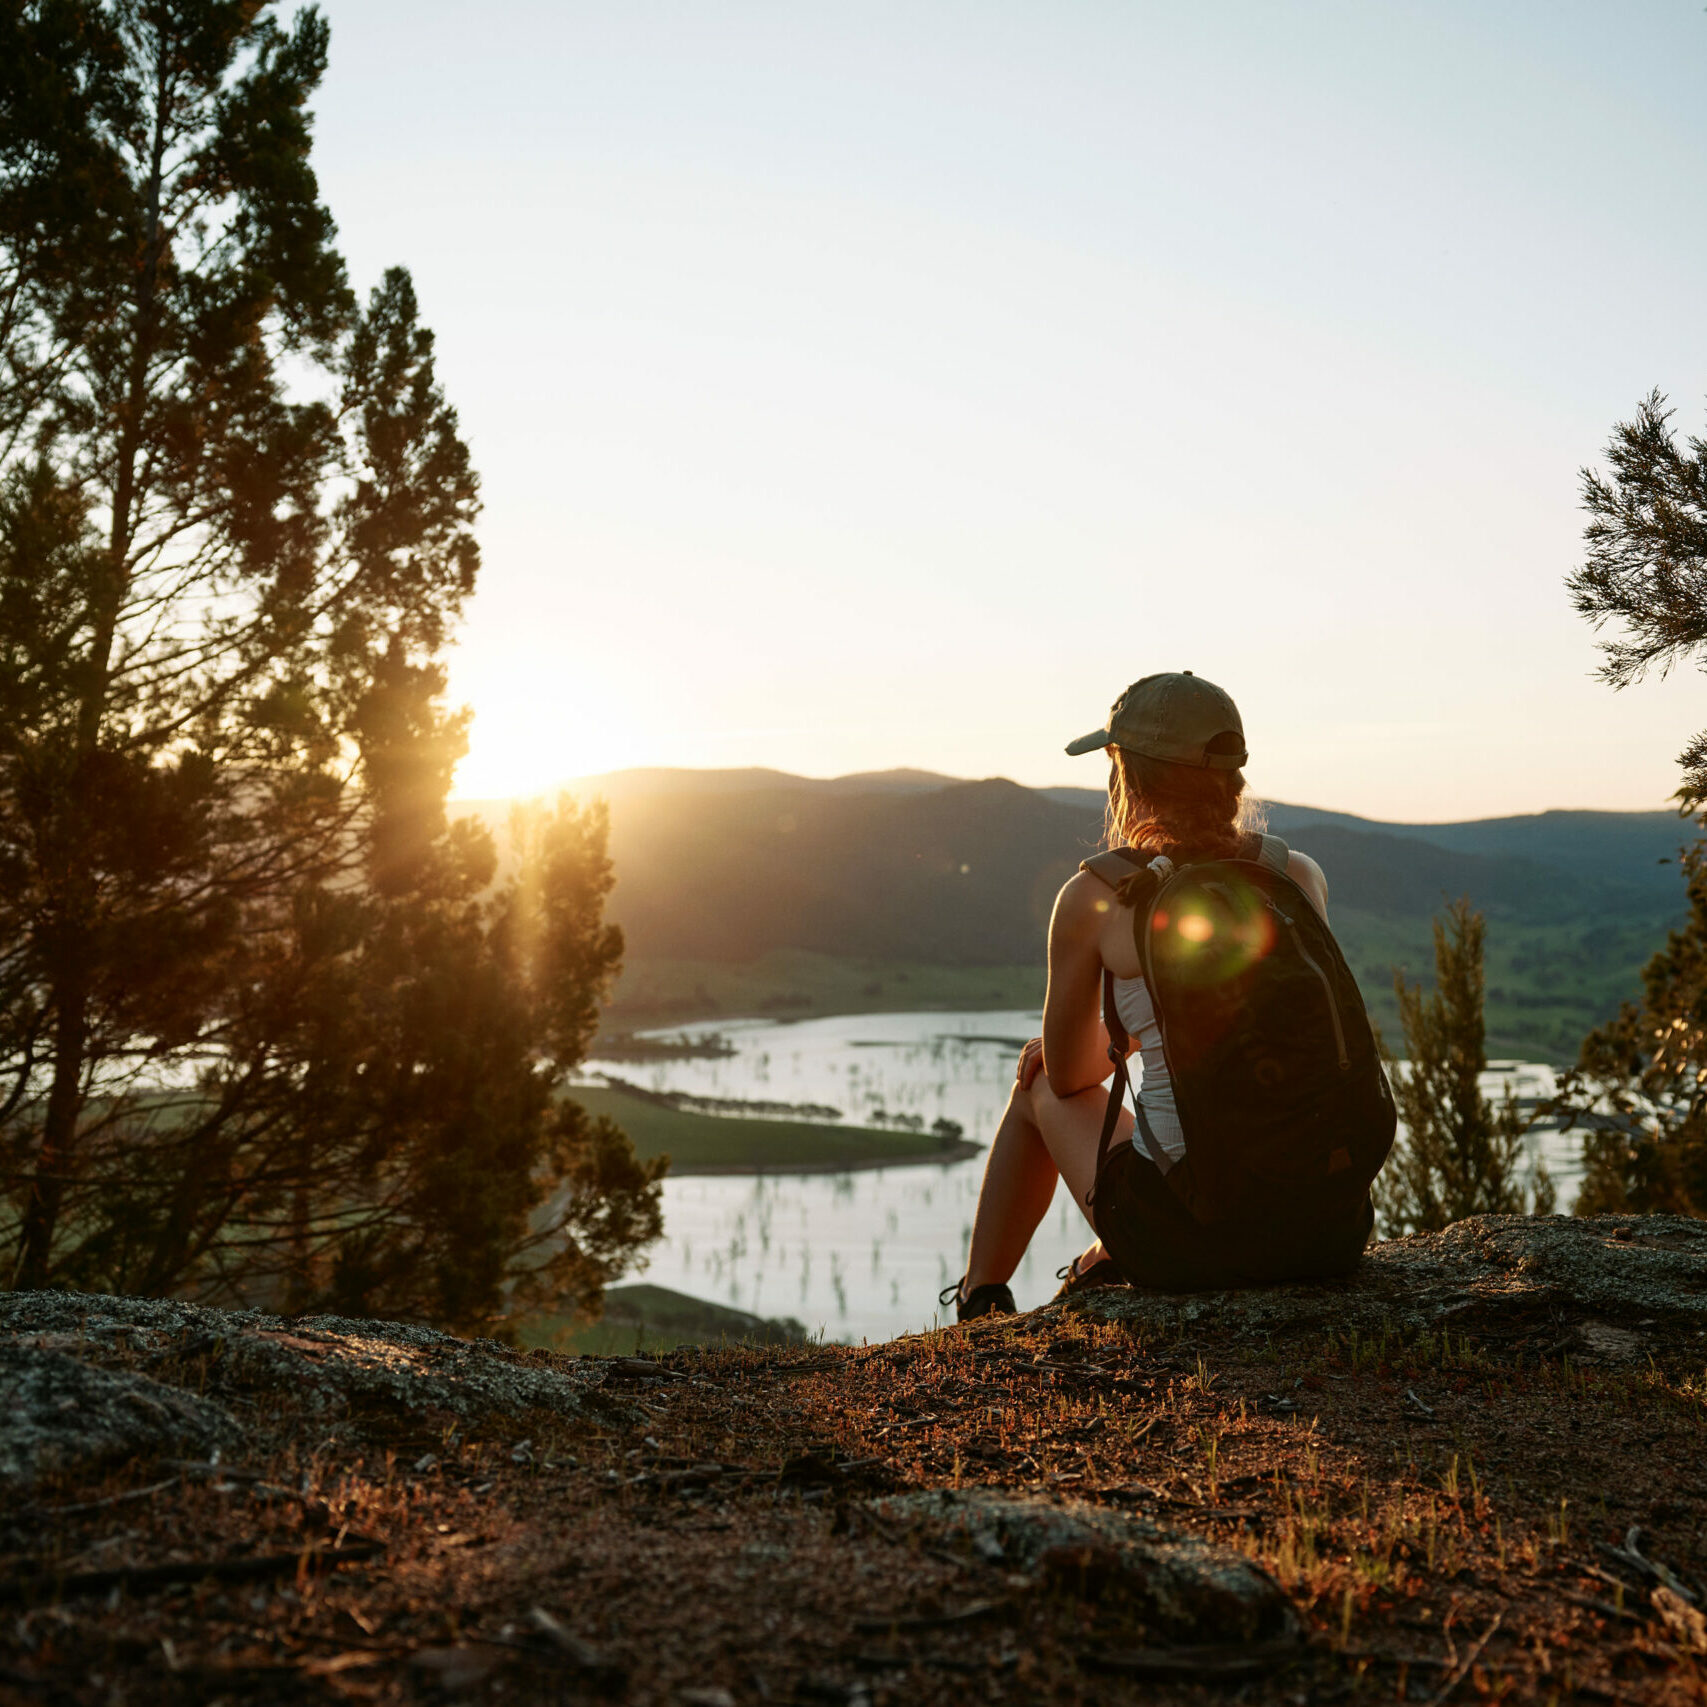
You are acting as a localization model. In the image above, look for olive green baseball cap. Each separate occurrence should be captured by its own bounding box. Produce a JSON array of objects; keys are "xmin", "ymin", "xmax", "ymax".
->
[{"xmin": 1065, "ymin": 671, "xmax": 1247, "ymax": 769}]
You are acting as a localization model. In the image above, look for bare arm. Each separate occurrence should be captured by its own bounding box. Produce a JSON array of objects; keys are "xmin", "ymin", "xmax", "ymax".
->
[{"xmin": 1040, "ymin": 871, "xmax": 1117, "ymax": 1097}]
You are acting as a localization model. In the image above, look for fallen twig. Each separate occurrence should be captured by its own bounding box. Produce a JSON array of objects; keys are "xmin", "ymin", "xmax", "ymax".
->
[
  {"xmin": 1579, "ymin": 1561, "xmax": 1644, "ymax": 1598},
  {"xmin": 1082, "ymin": 1639, "xmax": 1301, "ymax": 1681},
  {"xmin": 525, "ymin": 1607, "xmax": 621, "ymax": 1677},
  {"xmin": 1559, "ymin": 1590, "xmax": 1644, "ymax": 1625},
  {"xmin": 874, "ymin": 1415, "xmax": 941, "ymax": 1435},
  {"xmin": 852, "ymin": 1597, "xmax": 1008, "ymax": 1634},
  {"xmin": 302, "ymin": 1651, "xmax": 393, "ymax": 1677},
  {"xmin": 1426, "ymin": 1611, "xmax": 1502, "ymax": 1706},
  {"xmin": 39, "ymin": 1476, "xmax": 180, "ymax": 1515},
  {"xmin": 0, "ymin": 1535, "xmax": 384, "ymax": 1605},
  {"xmin": 1600, "ymin": 1526, "xmax": 1699, "ymax": 1604},
  {"xmin": 1094, "ymin": 1478, "xmax": 1167, "ymax": 1502}
]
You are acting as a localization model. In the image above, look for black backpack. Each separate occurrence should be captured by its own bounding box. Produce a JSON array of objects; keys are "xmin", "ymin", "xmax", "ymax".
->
[{"xmin": 1083, "ymin": 832, "xmax": 1394, "ymax": 1227}]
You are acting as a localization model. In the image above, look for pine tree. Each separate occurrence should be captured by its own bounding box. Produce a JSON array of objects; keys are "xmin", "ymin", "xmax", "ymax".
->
[
  {"xmin": 0, "ymin": 1, "xmax": 660, "ymax": 1325},
  {"xmin": 1569, "ymin": 392, "xmax": 1707, "ymax": 804},
  {"xmin": 1556, "ymin": 393, "xmax": 1707, "ymax": 1219},
  {"xmin": 1375, "ymin": 898, "xmax": 1552, "ymax": 1234},
  {"xmin": 1553, "ymin": 843, "xmax": 1707, "ymax": 1217}
]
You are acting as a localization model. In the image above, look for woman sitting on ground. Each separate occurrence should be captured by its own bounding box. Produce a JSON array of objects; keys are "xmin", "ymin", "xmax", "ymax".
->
[{"xmin": 944, "ymin": 671, "xmax": 1389, "ymax": 1321}]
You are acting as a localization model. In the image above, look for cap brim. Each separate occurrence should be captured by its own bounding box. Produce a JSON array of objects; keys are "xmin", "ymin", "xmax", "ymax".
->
[{"xmin": 1064, "ymin": 728, "xmax": 1112, "ymax": 757}]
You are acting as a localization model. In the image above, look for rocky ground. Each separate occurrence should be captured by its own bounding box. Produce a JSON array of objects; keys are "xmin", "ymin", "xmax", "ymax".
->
[{"xmin": 2, "ymin": 1215, "xmax": 1705, "ymax": 1706}]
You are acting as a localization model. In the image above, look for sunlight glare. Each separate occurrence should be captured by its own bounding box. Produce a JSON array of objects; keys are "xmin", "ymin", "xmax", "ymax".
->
[{"xmin": 449, "ymin": 668, "xmax": 658, "ymax": 802}]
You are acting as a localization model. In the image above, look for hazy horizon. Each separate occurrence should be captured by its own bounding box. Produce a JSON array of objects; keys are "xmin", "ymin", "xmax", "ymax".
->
[
  {"xmin": 313, "ymin": 1, "xmax": 1707, "ymax": 821},
  {"xmin": 450, "ymin": 760, "xmax": 1685, "ymax": 829}
]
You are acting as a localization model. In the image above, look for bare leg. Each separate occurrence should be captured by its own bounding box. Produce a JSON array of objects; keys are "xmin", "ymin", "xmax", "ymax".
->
[
  {"xmin": 962, "ymin": 1087, "xmax": 1058, "ymax": 1292},
  {"xmin": 962, "ymin": 1076, "xmax": 1132, "ymax": 1293}
]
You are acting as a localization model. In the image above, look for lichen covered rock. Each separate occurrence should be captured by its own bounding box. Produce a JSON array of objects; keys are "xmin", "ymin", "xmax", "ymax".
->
[
  {"xmin": 0, "ymin": 1343, "xmax": 239, "ymax": 1490},
  {"xmin": 877, "ymin": 1488, "xmax": 1298, "ymax": 1644},
  {"xmin": 1079, "ymin": 1214, "xmax": 1707, "ymax": 1346},
  {"xmin": 0, "ymin": 1290, "xmax": 632, "ymax": 1489}
]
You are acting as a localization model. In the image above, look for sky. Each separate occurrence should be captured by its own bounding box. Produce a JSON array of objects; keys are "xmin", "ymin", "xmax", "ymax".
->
[{"xmin": 309, "ymin": 1, "xmax": 1707, "ymax": 822}]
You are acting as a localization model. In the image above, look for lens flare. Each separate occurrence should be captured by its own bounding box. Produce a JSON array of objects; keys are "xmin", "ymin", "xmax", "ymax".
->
[{"xmin": 1150, "ymin": 877, "xmax": 1279, "ymax": 993}]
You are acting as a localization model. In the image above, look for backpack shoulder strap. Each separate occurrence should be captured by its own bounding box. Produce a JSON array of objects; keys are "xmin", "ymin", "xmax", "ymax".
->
[
  {"xmin": 1088, "ymin": 964, "xmax": 1132, "ymax": 1212},
  {"xmin": 1084, "ymin": 847, "xmax": 1162, "ymax": 1211},
  {"xmin": 1101, "ymin": 966, "xmax": 1129, "ymax": 1053},
  {"xmin": 1237, "ymin": 830, "xmax": 1290, "ymax": 873},
  {"xmin": 1079, "ymin": 847, "xmax": 1145, "ymax": 889}
]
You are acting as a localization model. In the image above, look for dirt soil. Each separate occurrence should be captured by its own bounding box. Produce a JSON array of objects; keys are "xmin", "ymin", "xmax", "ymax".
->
[{"xmin": 4, "ymin": 1226, "xmax": 1707, "ymax": 1705}]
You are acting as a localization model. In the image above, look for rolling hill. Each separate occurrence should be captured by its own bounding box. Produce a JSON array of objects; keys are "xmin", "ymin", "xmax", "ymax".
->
[{"xmin": 456, "ymin": 770, "xmax": 1689, "ymax": 1060}]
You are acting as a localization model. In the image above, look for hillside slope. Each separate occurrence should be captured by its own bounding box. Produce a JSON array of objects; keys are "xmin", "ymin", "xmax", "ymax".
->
[
  {"xmin": 1264, "ymin": 803, "xmax": 1687, "ymax": 907},
  {"xmin": 456, "ymin": 770, "xmax": 1688, "ymax": 1055}
]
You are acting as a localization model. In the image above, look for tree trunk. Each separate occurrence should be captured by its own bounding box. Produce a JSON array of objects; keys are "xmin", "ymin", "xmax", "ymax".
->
[
  {"xmin": 79, "ymin": 35, "xmax": 169, "ymax": 746},
  {"xmin": 13, "ymin": 966, "xmax": 88, "ymax": 1288},
  {"xmin": 11, "ymin": 37, "xmax": 171, "ymax": 1288}
]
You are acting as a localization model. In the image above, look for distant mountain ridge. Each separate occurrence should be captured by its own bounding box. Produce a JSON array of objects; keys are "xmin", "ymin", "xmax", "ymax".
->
[
  {"xmin": 457, "ymin": 766, "xmax": 1685, "ymax": 958},
  {"xmin": 1262, "ymin": 802, "xmax": 1690, "ymax": 897},
  {"xmin": 452, "ymin": 767, "xmax": 1688, "ymax": 1055},
  {"xmin": 581, "ymin": 768, "xmax": 1685, "ymax": 901},
  {"xmin": 559, "ymin": 766, "xmax": 1684, "ymax": 842}
]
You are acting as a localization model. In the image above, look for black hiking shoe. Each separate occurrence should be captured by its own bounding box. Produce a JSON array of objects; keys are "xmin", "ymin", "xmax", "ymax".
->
[
  {"xmin": 1053, "ymin": 1254, "xmax": 1127, "ymax": 1299},
  {"xmin": 939, "ymin": 1278, "xmax": 1016, "ymax": 1321}
]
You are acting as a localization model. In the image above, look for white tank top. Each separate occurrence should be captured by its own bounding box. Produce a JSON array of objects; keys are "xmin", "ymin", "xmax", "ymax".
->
[{"xmin": 1110, "ymin": 973, "xmax": 1186, "ymax": 1162}]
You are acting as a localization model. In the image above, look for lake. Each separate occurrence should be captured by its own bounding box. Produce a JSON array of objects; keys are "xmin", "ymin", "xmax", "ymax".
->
[{"xmin": 583, "ymin": 1010, "xmax": 1574, "ymax": 1345}]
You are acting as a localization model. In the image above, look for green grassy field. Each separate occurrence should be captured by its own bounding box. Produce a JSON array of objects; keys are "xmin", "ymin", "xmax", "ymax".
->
[
  {"xmin": 605, "ymin": 949, "xmax": 1045, "ymax": 1028},
  {"xmin": 571, "ymin": 1083, "xmax": 975, "ymax": 1173},
  {"xmin": 1331, "ymin": 908, "xmax": 1666, "ymax": 1060},
  {"xmin": 519, "ymin": 1282, "xmax": 807, "ymax": 1355}
]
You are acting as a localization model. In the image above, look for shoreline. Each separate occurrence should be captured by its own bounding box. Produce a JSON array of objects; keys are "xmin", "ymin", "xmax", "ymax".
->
[
  {"xmin": 571, "ymin": 1083, "xmax": 985, "ymax": 1176},
  {"xmin": 661, "ymin": 1137, "xmax": 984, "ymax": 1177}
]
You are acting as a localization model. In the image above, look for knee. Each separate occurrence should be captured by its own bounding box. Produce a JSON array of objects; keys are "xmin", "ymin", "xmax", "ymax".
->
[
  {"xmin": 1023, "ymin": 1072, "xmax": 1092, "ymax": 1128},
  {"xmin": 1028, "ymin": 1072, "xmax": 1094, "ymax": 1118},
  {"xmin": 1001, "ymin": 1077, "xmax": 1052, "ymax": 1141},
  {"xmin": 1002, "ymin": 1077, "xmax": 1035, "ymax": 1125}
]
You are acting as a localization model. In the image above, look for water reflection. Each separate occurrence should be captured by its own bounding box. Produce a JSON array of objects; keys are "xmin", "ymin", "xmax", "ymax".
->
[
  {"xmin": 637, "ymin": 1163, "xmax": 1092, "ymax": 1344},
  {"xmin": 588, "ymin": 1010, "xmax": 1044, "ymax": 1138},
  {"xmin": 584, "ymin": 1014, "xmax": 1576, "ymax": 1345}
]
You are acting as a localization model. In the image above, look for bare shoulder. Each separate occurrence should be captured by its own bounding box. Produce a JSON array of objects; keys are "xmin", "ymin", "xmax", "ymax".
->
[
  {"xmin": 1286, "ymin": 848, "xmax": 1330, "ymax": 916},
  {"xmin": 1054, "ymin": 866, "xmax": 1117, "ymax": 928}
]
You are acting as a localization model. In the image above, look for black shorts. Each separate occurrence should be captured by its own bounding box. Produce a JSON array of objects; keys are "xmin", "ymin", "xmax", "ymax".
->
[{"xmin": 1091, "ymin": 1141, "xmax": 1374, "ymax": 1291}]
